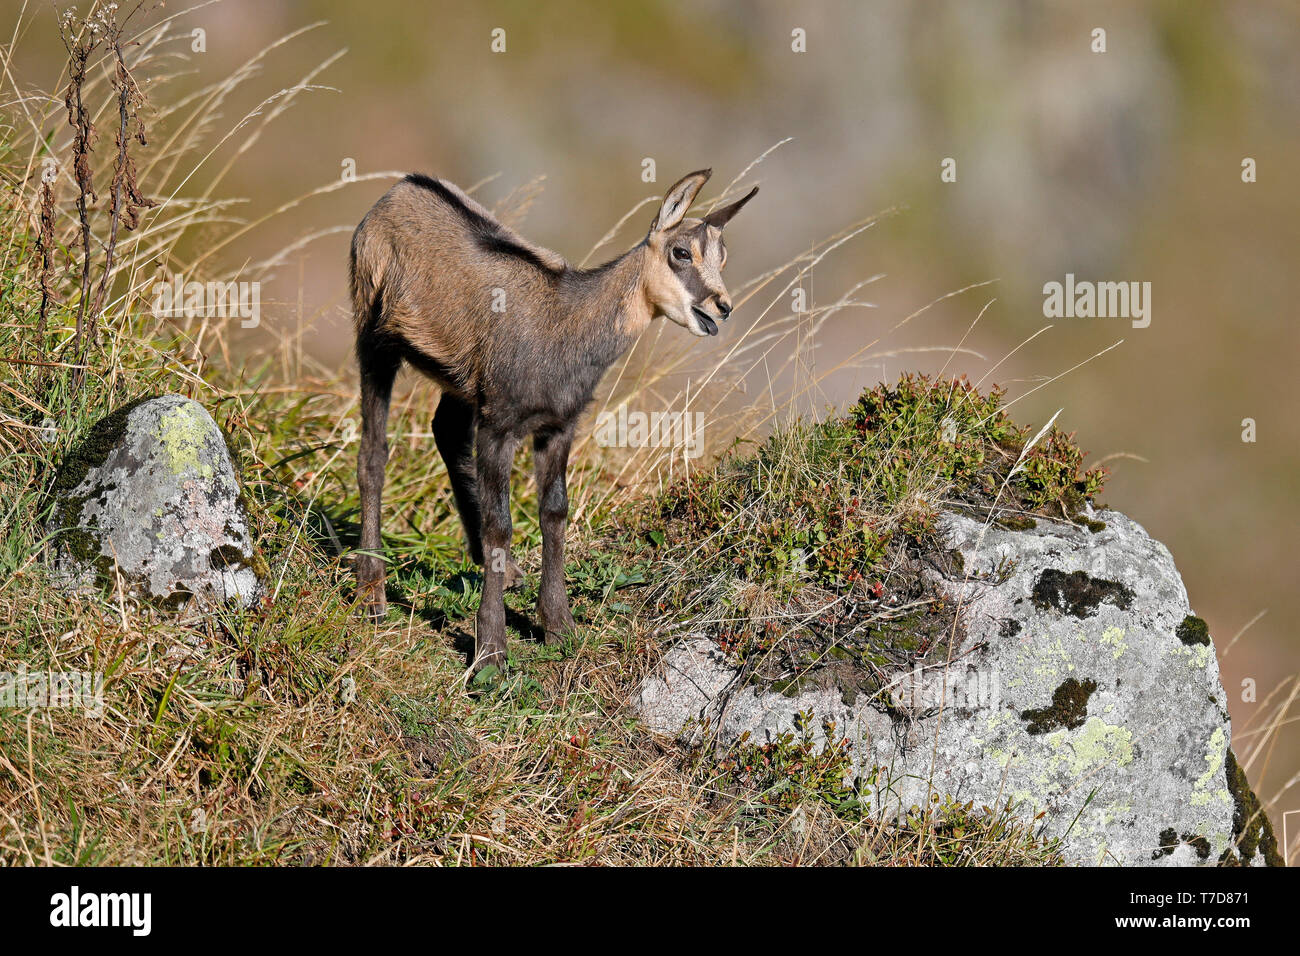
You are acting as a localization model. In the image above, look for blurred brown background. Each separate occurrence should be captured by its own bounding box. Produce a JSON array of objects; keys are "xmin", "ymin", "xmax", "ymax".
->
[{"xmin": 17, "ymin": 0, "xmax": 1300, "ymax": 814}]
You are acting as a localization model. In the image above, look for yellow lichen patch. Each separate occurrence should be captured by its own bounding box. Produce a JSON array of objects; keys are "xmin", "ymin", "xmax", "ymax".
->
[
  {"xmin": 971, "ymin": 711, "xmax": 1014, "ymax": 747},
  {"xmin": 1099, "ymin": 803, "xmax": 1132, "ymax": 828},
  {"xmin": 1190, "ymin": 727, "xmax": 1231, "ymax": 807},
  {"xmin": 158, "ymin": 403, "xmax": 214, "ymax": 480},
  {"xmin": 1161, "ymin": 640, "xmax": 1212, "ymax": 670},
  {"xmin": 1045, "ymin": 716, "xmax": 1135, "ymax": 777},
  {"xmin": 1015, "ymin": 634, "xmax": 1077, "ymax": 687},
  {"xmin": 1100, "ymin": 626, "xmax": 1128, "ymax": 659},
  {"xmin": 987, "ymin": 747, "xmax": 1022, "ymax": 769}
]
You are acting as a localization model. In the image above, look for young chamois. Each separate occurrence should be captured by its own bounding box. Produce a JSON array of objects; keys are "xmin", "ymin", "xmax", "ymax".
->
[{"xmin": 350, "ymin": 169, "xmax": 757, "ymax": 671}]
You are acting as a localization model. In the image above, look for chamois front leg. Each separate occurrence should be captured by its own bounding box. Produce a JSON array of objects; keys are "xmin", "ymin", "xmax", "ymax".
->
[
  {"xmin": 533, "ymin": 425, "xmax": 577, "ymax": 645},
  {"xmin": 473, "ymin": 423, "xmax": 518, "ymax": 671}
]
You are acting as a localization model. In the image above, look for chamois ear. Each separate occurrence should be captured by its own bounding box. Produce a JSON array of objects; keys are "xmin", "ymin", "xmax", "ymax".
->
[
  {"xmin": 649, "ymin": 169, "xmax": 712, "ymax": 234},
  {"xmin": 703, "ymin": 185, "xmax": 759, "ymax": 230}
]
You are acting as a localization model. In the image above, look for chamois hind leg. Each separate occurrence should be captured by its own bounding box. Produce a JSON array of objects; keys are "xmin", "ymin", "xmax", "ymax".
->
[
  {"xmin": 473, "ymin": 421, "xmax": 519, "ymax": 671},
  {"xmin": 433, "ymin": 394, "xmax": 523, "ymax": 588},
  {"xmin": 356, "ymin": 340, "xmax": 400, "ymax": 619},
  {"xmin": 533, "ymin": 424, "xmax": 577, "ymax": 645}
]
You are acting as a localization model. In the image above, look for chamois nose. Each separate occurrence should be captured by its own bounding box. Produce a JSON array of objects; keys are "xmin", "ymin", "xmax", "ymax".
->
[{"xmin": 716, "ymin": 297, "xmax": 732, "ymax": 318}]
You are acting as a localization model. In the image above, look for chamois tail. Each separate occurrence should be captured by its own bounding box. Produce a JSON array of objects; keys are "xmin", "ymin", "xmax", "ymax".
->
[{"xmin": 349, "ymin": 223, "xmax": 385, "ymax": 341}]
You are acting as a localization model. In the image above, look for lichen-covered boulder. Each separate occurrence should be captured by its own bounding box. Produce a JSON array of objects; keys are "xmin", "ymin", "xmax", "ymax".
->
[
  {"xmin": 632, "ymin": 508, "xmax": 1279, "ymax": 867},
  {"xmin": 45, "ymin": 395, "xmax": 262, "ymax": 608}
]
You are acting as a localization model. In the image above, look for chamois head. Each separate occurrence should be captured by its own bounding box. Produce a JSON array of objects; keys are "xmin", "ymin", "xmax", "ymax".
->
[{"xmin": 643, "ymin": 169, "xmax": 758, "ymax": 337}]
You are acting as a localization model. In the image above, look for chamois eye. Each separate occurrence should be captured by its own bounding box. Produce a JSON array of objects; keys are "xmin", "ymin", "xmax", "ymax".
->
[{"xmin": 672, "ymin": 246, "xmax": 691, "ymax": 262}]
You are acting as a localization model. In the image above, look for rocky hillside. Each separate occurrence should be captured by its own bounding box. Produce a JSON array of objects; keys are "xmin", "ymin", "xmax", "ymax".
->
[{"xmin": 18, "ymin": 367, "xmax": 1281, "ymax": 866}]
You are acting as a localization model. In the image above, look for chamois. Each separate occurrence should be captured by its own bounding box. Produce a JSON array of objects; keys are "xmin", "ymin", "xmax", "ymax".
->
[{"xmin": 350, "ymin": 169, "xmax": 757, "ymax": 671}]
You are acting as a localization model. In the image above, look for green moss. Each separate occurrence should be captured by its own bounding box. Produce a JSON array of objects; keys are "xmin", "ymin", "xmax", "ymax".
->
[
  {"xmin": 1176, "ymin": 615, "xmax": 1210, "ymax": 647},
  {"xmin": 994, "ymin": 514, "xmax": 1037, "ymax": 531},
  {"xmin": 635, "ymin": 374, "xmax": 1107, "ymax": 600},
  {"xmin": 1151, "ymin": 828, "xmax": 1210, "ymax": 861},
  {"xmin": 46, "ymin": 396, "xmax": 156, "ymax": 506},
  {"xmin": 1152, "ymin": 826, "xmax": 1179, "ymax": 859},
  {"xmin": 765, "ymin": 674, "xmax": 811, "ymax": 698},
  {"xmin": 1221, "ymin": 748, "xmax": 1282, "ymax": 866},
  {"xmin": 1030, "ymin": 569, "xmax": 1133, "ymax": 619},
  {"xmin": 1187, "ymin": 834, "xmax": 1211, "ymax": 859},
  {"xmin": 209, "ymin": 544, "xmax": 249, "ymax": 569},
  {"xmin": 1020, "ymin": 677, "xmax": 1098, "ymax": 735},
  {"xmin": 245, "ymin": 545, "xmax": 270, "ymax": 581}
]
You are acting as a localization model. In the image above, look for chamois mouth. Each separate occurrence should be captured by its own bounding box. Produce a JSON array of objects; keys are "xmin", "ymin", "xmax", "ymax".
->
[{"xmin": 691, "ymin": 307, "xmax": 719, "ymax": 336}]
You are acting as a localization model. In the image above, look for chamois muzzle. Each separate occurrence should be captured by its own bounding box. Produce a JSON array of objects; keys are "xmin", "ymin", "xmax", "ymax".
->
[{"xmin": 691, "ymin": 306, "xmax": 720, "ymax": 336}]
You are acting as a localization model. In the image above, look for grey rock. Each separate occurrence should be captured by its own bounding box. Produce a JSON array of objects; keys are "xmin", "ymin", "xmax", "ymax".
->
[
  {"xmin": 632, "ymin": 508, "xmax": 1269, "ymax": 866},
  {"xmin": 45, "ymin": 395, "xmax": 261, "ymax": 608}
]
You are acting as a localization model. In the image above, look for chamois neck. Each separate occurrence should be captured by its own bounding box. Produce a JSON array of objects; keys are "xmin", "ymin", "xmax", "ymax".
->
[{"xmin": 560, "ymin": 243, "xmax": 653, "ymax": 350}]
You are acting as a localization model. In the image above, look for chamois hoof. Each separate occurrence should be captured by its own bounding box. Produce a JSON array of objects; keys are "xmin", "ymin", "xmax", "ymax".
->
[
  {"xmin": 543, "ymin": 628, "xmax": 571, "ymax": 648},
  {"xmin": 357, "ymin": 578, "xmax": 387, "ymax": 621},
  {"xmin": 539, "ymin": 607, "xmax": 577, "ymax": 647},
  {"xmin": 473, "ymin": 641, "xmax": 508, "ymax": 676}
]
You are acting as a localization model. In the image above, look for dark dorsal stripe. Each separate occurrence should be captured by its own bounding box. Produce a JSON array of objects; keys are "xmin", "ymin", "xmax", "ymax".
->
[
  {"xmin": 476, "ymin": 233, "xmax": 556, "ymax": 273},
  {"xmin": 403, "ymin": 173, "xmax": 560, "ymax": 275}
]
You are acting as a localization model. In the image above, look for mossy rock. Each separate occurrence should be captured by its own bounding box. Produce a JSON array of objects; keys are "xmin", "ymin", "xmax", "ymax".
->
[
  {"xmin": 1220, "ymin": 749, "xmax": 1282, "ymax": 866},
  {"xmin": 636, "ymin": 507, "xmax": 1268, "ymax": 866},
  {"xmin": 45, "ymin": 395, "xmax": 263, "ymax": 608}
]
